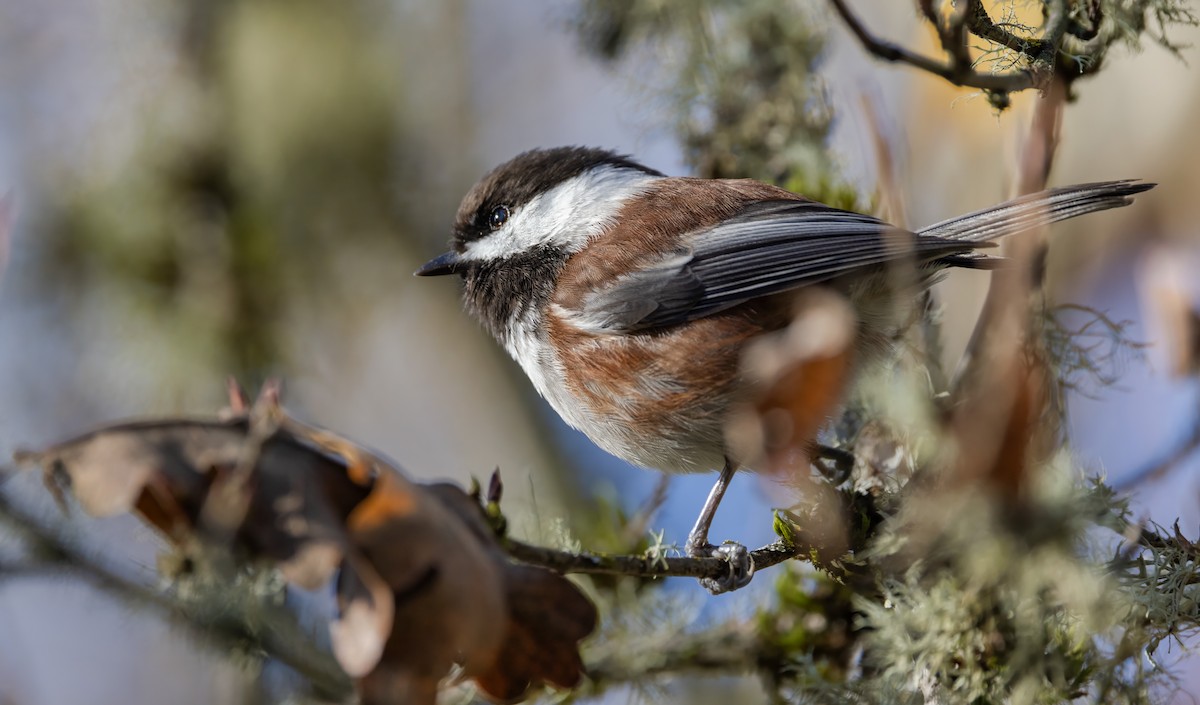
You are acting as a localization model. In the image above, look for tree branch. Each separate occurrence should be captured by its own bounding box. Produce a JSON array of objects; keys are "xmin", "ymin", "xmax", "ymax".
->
[
  {"xmin": 1035, "ymin": 0, "xmax": 1072, "ymax": 68},
  {"xmin": 504, "ymin": 535, "xmax": 810, "ymax": 581},
  {"xmin": 966, "ymin": 2, "xmax": 1047, "ymax": 56},
  {"xmin": 828, "ymin": 0, "xmax": 1040, "ymax": 92},
  {"xmin": 922, "ymin": 0, "xmax": 974, "ymax": 80}
]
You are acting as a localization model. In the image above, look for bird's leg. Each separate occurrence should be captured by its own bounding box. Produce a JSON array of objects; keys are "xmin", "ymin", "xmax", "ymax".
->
[
  {"xmin": 685, "ymin": 458, "xmax": 753, "ymax": 593},
  {"xmin": 685, "ymin": 458, "xmax": 736, "ymax": 553}
]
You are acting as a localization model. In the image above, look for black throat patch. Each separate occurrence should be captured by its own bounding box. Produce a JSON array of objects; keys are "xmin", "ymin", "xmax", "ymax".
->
[{"xmin": 461, "ymin": 245, "xmax": 569, "ymax": 343}]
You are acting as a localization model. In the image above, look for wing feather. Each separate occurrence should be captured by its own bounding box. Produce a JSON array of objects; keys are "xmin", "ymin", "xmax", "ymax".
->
[
  {"xmin": 570, "ymin": 181, "xmax": 1152, "ymax": 333},
  {"xmin": 575, "ymin": 200, "xmax": 981, "ymax": 332}
]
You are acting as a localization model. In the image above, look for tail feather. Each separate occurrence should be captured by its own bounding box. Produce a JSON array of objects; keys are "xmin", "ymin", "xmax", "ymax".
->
[{"xmin": 917, "ymin": 180, "xmax": 1154, "ymax": 243}]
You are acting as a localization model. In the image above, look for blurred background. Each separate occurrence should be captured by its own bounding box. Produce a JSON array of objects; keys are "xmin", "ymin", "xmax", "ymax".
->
[{"xmin": 0, "ymin": 0, "xmax": 1197, "ymax": 703}]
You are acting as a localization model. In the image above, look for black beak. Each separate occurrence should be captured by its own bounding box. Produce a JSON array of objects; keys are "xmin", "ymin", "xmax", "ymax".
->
[{"xmin": 415, "ymin": 251, "xmax": 465, "ymax": 277}]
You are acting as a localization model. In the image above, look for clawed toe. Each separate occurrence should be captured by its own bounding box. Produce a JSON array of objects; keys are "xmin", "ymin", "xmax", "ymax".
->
[{"xmin": 688, "ymin": 540, "xmax": 754, "ymax": 594}]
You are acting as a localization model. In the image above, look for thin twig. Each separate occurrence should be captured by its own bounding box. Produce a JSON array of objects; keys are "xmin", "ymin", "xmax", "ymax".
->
[
  {"xmin": 1037, "ymin": 0, "xmax": 1072, "ymax": 68},
  {"xmin": 927, "ymin": 0, "xmax": 975, "ymax": 79},
  {"xmin": 966, "ymin": 2, "xmax": 1046, "ymax": 58},
  {"xmin": 504, "ymin": 535, "xmax": 807, "ymax": 581},
  {"xmin": 828, "ymin": 0, "xmax": 1040, "ymax": 92},
  {"xmin": 200, "ymin": 380, "xmax": 284, "ymax": 537}
]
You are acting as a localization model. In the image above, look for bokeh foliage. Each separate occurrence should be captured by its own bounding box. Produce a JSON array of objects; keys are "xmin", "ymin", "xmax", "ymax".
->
[
  {"xmin": 573, "ymin": 0, "xmax": 855, "ymax": 200},
  {"xmin": 28, "ymin": 0, "xmax": 412, "ymax": 388}
]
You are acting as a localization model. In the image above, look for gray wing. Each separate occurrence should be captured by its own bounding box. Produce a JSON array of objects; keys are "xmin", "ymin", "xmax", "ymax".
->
[{"xmin": 575, "ymin": 200, "xmax": 985, "ymax": 332}]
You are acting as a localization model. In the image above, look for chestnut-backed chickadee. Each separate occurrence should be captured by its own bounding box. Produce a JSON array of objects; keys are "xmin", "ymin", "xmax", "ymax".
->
[{"xmin": 417, "ymin": 146, "xmax": 1152, "ymax": 592}]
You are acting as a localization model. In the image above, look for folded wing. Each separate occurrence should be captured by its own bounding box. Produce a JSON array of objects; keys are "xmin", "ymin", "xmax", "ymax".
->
[
  {"xmin": 573, "ymin": 180, "xmax": 1153, "ymax": 333},
  {"xmin": 574, "ymin": 200, "xmax": 980, "ymax": 332}
]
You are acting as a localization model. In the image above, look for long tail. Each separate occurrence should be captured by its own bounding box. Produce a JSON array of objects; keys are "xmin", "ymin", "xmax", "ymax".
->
[{"xmin": 917, "ymin": 180, "xmax": 1155, "ymax": 243}]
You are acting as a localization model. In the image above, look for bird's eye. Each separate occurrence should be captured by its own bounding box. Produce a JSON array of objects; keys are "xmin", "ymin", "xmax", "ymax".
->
[{"xmin": 488, "ymin": 205, "xmax": 510, "ymax": 230}]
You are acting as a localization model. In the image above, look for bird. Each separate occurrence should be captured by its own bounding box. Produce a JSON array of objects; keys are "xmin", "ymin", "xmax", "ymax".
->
[{"xmin": 416, "ymin": 145, "xmax": 1152, "ymax": 592}]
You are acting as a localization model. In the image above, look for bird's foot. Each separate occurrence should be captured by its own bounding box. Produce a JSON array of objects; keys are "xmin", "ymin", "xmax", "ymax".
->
[{"xmin": 686, "ymin": 537, "xmax": 754, "ymax": 594}]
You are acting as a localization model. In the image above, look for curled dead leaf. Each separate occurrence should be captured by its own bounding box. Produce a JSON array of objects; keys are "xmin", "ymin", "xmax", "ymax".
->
[
  {"xmin": 13, "ymin": 384, "xmax": 597, "ymax": 705},
  {"xmin": 346, "ymin": 472, "xmax": 506, "ymax": 700},
  {"xmin": 473, "ymin": 563, "xmax": 597, "ymax": 702},
  {"xmin": 726, "ymin": 288, "xmax": 857, "ymax": 475},
  {"xmin": 425, "ymin": 483, "xmax": 598, "ymax": 700}
]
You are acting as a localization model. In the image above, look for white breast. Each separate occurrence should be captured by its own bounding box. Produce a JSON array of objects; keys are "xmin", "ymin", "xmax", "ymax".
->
[
  {"xmin": 501, "ymin": 308, "xmax": 729, "ymax": 475},
  {"xmin": 501, "ymin": 309, "xmax": 599, "ymax": 435}
]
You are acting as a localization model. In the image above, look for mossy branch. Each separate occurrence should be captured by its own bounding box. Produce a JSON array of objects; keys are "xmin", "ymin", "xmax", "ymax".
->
[
  {"xmin": 503, "ymin": 535, "xmax": 807, "ymax": 582},
  {"xmin": 830, "ymin": 0, "xmax": 1197, "ymax": 107}
]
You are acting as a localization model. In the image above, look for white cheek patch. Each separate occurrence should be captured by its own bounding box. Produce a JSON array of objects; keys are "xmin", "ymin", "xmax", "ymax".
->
[{"xmin": 460, "ymin": 166, "xmax": 662, "ymax": 262}]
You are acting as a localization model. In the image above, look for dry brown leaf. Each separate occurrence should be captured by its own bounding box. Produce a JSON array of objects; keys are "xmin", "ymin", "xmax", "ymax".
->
[
  {"xmin": 14, "ymin": 386, "xmax": 597, "ymax": 705},
  {"xmin": 424, "ymin": 484, "xmax": 598, "ymax": 701},
  {"xmin": 472, "ymin": 563, "xmax": 597, "ymax": 702},
  {"xmin": 17, "ymin": 418, "xmax": 362, "ymax": 540},
  {"xmin": 726, "ymin": 288, "xmax": 857, "ymax": 475},
  {"xmin": 345, "ymin": 471, "xmax": 506, "ymax": 700},
  {"xmin": 333, "ymin": 552, "xmax": 399, "ymax": 678}
]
